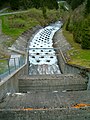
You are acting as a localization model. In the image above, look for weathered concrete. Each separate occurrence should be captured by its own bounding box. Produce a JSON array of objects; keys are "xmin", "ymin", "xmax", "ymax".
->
[
  {"xmin": 0, "ymin": 63, "xmax": 28, "ymax": 101},
  {"xmin": 19, "ymin": 74, "xmax": 87, "ymax": 92},
  {"xmin": 0, "ymin": 25, "xmax": 43, "ymax": 101},
  {"xmin": 0, "ymin": 90, "xmax": 90, "ymax": 109},
  {"xmin": 57, "ymin": 49, "xmax": 82, "ymax": 74},
  {"xmin": 0, "ymin": 108, "xmax": 90, "ymax": 120},
  {"xmin": 0, "ymin": 91, "xmax": 90, "ymax": 120},
  {"xmin": 11, "ymin": 25, "xmax": 42, "ymax": 52},
  {"xmin": 53, "ymin": 29, "xmax": 90, "ymax": 90},
  {"xmin": 53, "ymin": 30, "xmax": 85, "ymax": 74},
  {"xmin": 87, "ymin": 73, "xmax": 90, "ymax": 90}
]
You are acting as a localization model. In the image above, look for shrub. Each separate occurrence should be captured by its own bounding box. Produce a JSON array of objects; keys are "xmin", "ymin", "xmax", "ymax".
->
[{"xmin": 81, "ymin": 16, "xmax": 90, "ymax": 49}]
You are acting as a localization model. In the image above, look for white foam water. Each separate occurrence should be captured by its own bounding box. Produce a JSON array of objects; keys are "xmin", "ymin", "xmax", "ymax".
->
[{"xmin": 29, "ymin": 21, "xmax": 62, "ymax": 75}]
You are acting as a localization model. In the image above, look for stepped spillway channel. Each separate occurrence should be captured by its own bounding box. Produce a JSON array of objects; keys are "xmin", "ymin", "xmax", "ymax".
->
[{"xmin": 29, "ymin": 21, "xmax": 62, "ymax": 75}]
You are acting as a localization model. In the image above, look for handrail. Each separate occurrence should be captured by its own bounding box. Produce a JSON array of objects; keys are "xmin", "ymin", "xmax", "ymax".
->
[{"xmin": 0, "ymin": 56, "xmax": 25, "ymax": 81}]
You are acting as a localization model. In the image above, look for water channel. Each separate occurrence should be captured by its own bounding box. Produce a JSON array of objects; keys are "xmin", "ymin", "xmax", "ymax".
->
[{"xmin": 29, "ymin": 21, "xmax": 62, "ymax": 75}]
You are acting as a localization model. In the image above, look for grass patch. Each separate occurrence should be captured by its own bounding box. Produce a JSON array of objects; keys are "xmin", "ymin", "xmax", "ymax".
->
[
  {"xmin": 63, "ymin": 25, "xmax": 90, "ymax": 68},
  {"xmin": 0, "ymin": 8, "xmax": 60, "ymax": 41},
  {"xmin": 0, "ymin": 59, "xmax": 8, "ymax": 74},
  {"xmin": 1, "ymin": 11, "xmax": 40, "ymax": 40}
]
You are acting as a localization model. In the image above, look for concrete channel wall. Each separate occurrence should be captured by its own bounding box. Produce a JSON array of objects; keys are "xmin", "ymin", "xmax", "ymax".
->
[
  {"xmin": 58, "ymin": 49, "xmax": 83, "ymax": 74},
  {"xmin": 0, "ymin": 63, "xmax": 28, "ymax": 101},
  {"xmin": 11, "ymin": 25, "xmax": 42, "ymax": 52},
  {"xmin": 57, "ymin": 45, "xmax": 90, "ymax": 90},
  {"xmin": 53, "ymin": 30, "xmax": 90, "ymax": 90},
  {"xmin": 0, "ymin": 25, "xmax": 43, "ymax": 101},
  {"xmin": 19, "ymin": 74, "xmax": 87, "ymax": 92}
]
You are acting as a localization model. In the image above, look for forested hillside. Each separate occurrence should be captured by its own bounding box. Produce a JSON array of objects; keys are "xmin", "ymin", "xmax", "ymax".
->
[
  {"xmin": 0, "ymin": 0, "xmax": 58, "ymax": 10},
  {"xmin": 65, "ymin": 0, "xmax": 90, "ymax": 49},
  {"xmin": 62, "ymin": 0, "xmax": 90, "ymax": 67}
]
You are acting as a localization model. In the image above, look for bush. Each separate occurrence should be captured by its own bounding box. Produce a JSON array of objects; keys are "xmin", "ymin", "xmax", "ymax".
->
[
  {"xmin": 73, "ymin": 22, "xmax": 82, "ymax": 43},
  {"xmin": 42, "ymin": 7, "xmax": 47, "ymax": 19},
  {"xmin": 66, "ymin": 12, "xmax": 90, "ymax": 49},
  {"xmin": 81, "ymin": 16, "xmax": 90, "ymax": 49},
  {"xmin": 81, "ymin": 32, "xmax": 90, "ymax": 49},
  {"xmin": 85, "ymin": 0, "xmax": 90, "ymax": 15},
  {"xmin": 66, "ymin": 17, "xmax": 70, "ymax": 31}
]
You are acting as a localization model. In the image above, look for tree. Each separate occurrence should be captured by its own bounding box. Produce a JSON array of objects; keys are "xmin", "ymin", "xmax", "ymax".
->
[
  {"xmin": 42, "ymin": 6, "xmax": 47, "ymax": 18},
  {"xmin": 10, "ymin": 0, "xmax": 20, "ymax": 10},
  {"xmin": 85, "ymin": 0, "xmax": 90, "ymax": 14},
  {"xmin": 0, "ymin": 0, "xmax": 58, "ymax": 10},
  {"xmin": 66, "ymin": 0, "xmax": 71, "ymax": 4},
  {"xmin": 82, "ymin": 32, "xmax": 90, "ymax": 49},
  {"xmin": 65, "ymin": 17, "xmax": 70, "ymax": 31},
  {"xmin": 81, "ymin": 17, "xmax": 90, "ymax": 49},
  {"xmin": 0, "ymin": 0, "xmax": 10, "ymax": 8},
  {"xmin": 66, "ymin": 0, "xmax": 85, "ymax": 10}
]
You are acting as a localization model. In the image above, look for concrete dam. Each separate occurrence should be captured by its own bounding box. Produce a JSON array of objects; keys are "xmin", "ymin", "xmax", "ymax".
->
[{"xmin": 0, "ymin": 21, "xmax": 90, "ymax": 120}]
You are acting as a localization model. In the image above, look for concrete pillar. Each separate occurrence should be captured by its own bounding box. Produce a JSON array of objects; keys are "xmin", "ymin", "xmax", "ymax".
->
[{"xmin": 0, "ymin": 19, "xmax": 2, "ymax": 34}]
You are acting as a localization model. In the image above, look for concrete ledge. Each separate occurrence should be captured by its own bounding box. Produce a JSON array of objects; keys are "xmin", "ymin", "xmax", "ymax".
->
[
  {"xmin": 0, "ymin": 63, "xmax": 28, "ymax": 101},
  {"xmin": 19, "ymin": 74, "xmax": 87, "ymax": 92},
  {"xmin": 0, "ymin": 108, "xmax": 90, "ymax": 120},
  {"xmin": 0, "ymin": 90, "xmax": 90, "ymax": 120}
]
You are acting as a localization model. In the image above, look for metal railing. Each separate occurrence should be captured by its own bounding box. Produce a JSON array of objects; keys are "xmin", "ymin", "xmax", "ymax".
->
[{"xmin": 0, "ymin": 56, "xmax": 25, "ymax": 81}]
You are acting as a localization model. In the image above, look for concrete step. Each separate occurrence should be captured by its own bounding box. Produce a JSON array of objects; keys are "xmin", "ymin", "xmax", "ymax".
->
[
  {"xmin": 0, "ymin": 91, "xmax": 90, "ymax": 120},
  {"xmin": 0, "ymin": 108, "xmax": 90, "ymax": 120},
  {"xmin": 19, "ymin": 74, "xmax": 87, "ymax": 92}
]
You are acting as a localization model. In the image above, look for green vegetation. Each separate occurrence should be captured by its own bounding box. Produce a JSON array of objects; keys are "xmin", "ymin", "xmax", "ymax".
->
[
  {"xmin": 0, "ymin": 59, "xmax": 8, "ymax": 74},
  {"xmin": 63, "ymin": 24, "xmax": 90, "ymax": 68},
  {"xmin": 62, "ymin": 0, "xmax": 90, "ymax": 68},
  {"xmin": 66, "ymin": 0, "xmax": 85, "ymax": 10},
  {"xmin": 0, "ymin": 8, "xmax": 60, "ymax": 43},
  {"xmin": 85, "ymin": 0, "xmax": 90, "ymax": 14},
  {"xmin": 67, "ymin": 15, "xmax": 90, "ymax": 49},
  {"xmin": 0, "ymin": 0, "xmax": 58, "ymax": 10},
  {"xmin": 65, "ymin": 0, "xmax": 90, "ymax": 49}
]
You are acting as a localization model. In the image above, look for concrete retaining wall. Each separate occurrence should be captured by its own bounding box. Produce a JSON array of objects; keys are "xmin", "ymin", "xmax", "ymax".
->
[
  {"xmin": 0, "ymin": 63, "xmax": 28, "ymax": 101},
  {"xmin": 53, "ymin": 30, "xmax": 90, "ymax": 90},
  {"xmin": 0, "ymin": 25, "xmax": 43, "ymax": 100},
  {"xmin": 11, "ymin": 25, "xmax": 42, "ymax": 52},
  {"xmin": 57, "ymin": 48, "xmax": 90, "ymax": 90},
  {"xmin": 19, "ymin": 74, "xmax": 87, "ymax": 92},
  {"xmin": 57, "ymin": 49, "xmax": 82, "ymax": 74}
]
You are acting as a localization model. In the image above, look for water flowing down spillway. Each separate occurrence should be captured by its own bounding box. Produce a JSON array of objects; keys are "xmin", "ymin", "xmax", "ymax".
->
[{"xmin": 29, "ymin": 21, "xmax": 62, "ymax": 75}]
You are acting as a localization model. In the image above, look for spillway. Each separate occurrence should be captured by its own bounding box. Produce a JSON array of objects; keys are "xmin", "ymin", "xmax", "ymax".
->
[{"xmin": 29, "ymin": 21, "xmax": 62, "ymax": 75}]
